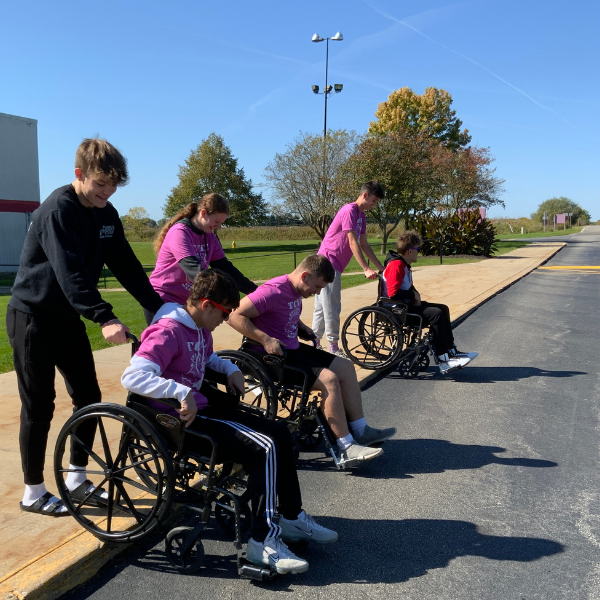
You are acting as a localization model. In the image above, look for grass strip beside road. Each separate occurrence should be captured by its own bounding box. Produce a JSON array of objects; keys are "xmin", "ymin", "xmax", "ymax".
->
[{"xmin": 496, "ymin": 226, "xmax": 582, "ymax": 239}]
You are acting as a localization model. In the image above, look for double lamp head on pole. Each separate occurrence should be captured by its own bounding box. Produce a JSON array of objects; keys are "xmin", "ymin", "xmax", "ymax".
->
[{"xmin": 311, "ymin": 32, "xmax": 343, "ymax": 139}]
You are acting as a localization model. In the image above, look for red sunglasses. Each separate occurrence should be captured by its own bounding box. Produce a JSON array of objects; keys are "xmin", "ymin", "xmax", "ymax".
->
[{"xmin": 199, "ymin": 298, "xmax": 232, "ymax": 315}]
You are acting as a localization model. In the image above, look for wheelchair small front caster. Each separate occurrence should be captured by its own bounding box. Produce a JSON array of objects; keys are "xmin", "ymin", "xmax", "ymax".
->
[
  {"xmin": 417, "ymin": 352, "xmax": 430, "ymax": 372},
  {"xmin": 397, "ymin": 356, "xmax": 420, "ymax": 379},
  {"xmin": 294, "ymin": 418, "xmax": 323, "ymax": 450},
  {"xmin": 165, "ymin": 526, "xmax": 205, "ymax": 573}
]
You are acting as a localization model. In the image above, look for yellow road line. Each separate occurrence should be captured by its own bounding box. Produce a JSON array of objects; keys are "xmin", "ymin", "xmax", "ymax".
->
[{"xmin": 538, "ymin": 266, "xmax": 600, "ymax": 270}]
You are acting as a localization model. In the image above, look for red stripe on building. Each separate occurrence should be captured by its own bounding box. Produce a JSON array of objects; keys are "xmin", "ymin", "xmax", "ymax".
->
[{"xmin": 0, "ymin": 199, "xmax": 40, "ymax": 213}]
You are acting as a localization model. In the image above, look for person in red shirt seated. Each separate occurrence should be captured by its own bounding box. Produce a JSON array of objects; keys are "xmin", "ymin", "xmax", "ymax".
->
[{"xmin": 382, "ymin": 231, "xmax": 478, "ymax": 374}]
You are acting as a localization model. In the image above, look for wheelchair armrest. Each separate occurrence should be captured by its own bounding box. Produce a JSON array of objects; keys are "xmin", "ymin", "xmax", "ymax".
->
[
  {"xmin": 241, "ymin": 337, "xmax": 287, "ymax": 367},
  {"xmin": 237, "ymin": 403, "xmax": 267, "ymax": 418},
  {"xmin": 127, "ymin": 391, "xmax": 181, "ymax": 409},
  {"xmin": 298, "ymin": 329, "xmax": 318, "ymax": 347}
]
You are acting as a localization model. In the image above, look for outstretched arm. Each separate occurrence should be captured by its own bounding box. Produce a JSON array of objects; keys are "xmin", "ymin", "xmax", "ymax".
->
[
  {"xmin": 347, "ymin": 231, "xmax": 380, "ymax": 279},
  {"xmin": 359, "ymin": 234, "xmax": 385, "ymax": 272},
  {"xmin": 228, "ymin": 297, "xmax": 283, "ymax": 355}
]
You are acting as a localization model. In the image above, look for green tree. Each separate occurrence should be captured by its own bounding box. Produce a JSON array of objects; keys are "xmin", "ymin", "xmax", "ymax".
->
[
  {"xmin": 264, "ymin": 130, "xmax": 359, "ymax": 239},
  {"xmin": 427, "ymin": 145, "xmax": 504, "ymax": 214},
  {"xmin": 123, "ymin": 206, "xmax": 152, "ymax": 239},
  {"xmin": 369, "ymin": 87, "xmax": 471, "ymax": 150},
  {"xmin": 164, "ymin": 133, "xmax": 266, "ymax": 226},
  {"xmin": 531, "ymin": 197, "xmax": 590, "ymax": 226},
  {"xmin": 339, "ymin": 130, "xmax": 438, "ymax": 253}
]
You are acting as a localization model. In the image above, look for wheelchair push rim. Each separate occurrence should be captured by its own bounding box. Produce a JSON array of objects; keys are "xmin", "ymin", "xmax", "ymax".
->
[
  {"xmin": 341, "ymin": 306, "xmax": 403, "ymax": 370},
  {"xmin": 215, "ymin": 350, "xmax": 279, "ymax": 419},
  {"xmin": 54, "ymin": 403, "xmax": 175, "ymax": 543}
]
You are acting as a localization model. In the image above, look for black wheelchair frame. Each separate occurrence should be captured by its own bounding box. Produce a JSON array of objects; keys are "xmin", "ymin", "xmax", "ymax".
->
[
  {"xmin": 340, "ymin": 281, "xmax": 440, "ymax": 378},
  {"xmin": 216, "ymin": 334, "xmax": 361, "ymax": 470},
  {"xmin": 53, "ymin": 335, "xmax": 277, "ymax": 580}
]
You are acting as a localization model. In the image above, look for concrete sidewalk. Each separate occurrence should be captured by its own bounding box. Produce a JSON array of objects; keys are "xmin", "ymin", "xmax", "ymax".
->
[{"xmin": 0, "ymin": 241, "xmax": 564, "ymax": 599}]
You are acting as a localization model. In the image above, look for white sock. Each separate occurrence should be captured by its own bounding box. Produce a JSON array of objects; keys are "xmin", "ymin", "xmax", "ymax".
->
[
  {"xmin": 22, "ymin": 482, "xmax": 48, "ymax": 505},
  {"xmin": 337, "ymin": 433, "xmax": 354, "ymax": 450},
  {"xmin": 65, "ymin": 464, "xmax": 87, "ymax": 491},
  {"xmin": 22, "ymin": 483, "xmax": 68, "ymax": 513},
  {"xmin": 438, "ymin": 353, "xmax": 449, "ymax": 361},
  {"xmin": 349, "ymin": 417, "xmax": 367, "ymax": 439}
]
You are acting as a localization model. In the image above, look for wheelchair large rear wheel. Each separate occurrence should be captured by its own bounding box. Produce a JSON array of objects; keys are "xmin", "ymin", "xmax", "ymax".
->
[
  {"xmin": 54, "ymin": 403, "xmax": 175, "ymax": 543},
  {"xmin": 215, "ymin": 350, "xmax": 278, "ymax": 419},
  {"xmin": 341, "ymin": 307, "xmax": 403, "ymax": 370}
]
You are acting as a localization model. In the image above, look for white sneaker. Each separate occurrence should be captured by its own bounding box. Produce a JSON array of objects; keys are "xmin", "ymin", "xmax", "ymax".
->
[
  {"xmin": 246, "ymin": 536, "xmax": 309, "ymax": 574},
  {"xmin": 340, "ymin": 442, "xmax": 383, "ymax": 467},
  {"xmin": 438, "ymin": 353, "xmax": 471, "ymax": 374},
  {"xmin": 450, "ymin": 347, "xmax": 478, "ymax": 361},
  {"xmin": 280, "ymin": 511, "xmax": 338, "ymax": 544}
]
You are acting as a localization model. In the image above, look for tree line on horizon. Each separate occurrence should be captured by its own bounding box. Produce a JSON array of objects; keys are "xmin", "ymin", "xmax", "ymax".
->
[{"xmin": 123, "ymin": 86, "xmax": 592, "ymax": 248}]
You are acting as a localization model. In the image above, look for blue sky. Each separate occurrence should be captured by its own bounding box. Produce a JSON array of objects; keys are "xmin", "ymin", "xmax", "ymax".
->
[{"xmin": 1, "ymin": 0, "xmax": 598, "ymax": 221}]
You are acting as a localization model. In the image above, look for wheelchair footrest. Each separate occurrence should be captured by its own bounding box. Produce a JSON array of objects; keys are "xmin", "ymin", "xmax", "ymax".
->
[{"xmin": 239, "ymin": 559, "xmax": 277, "ymax": 580}]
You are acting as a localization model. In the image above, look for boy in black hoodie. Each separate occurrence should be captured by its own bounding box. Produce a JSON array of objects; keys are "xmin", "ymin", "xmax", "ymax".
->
[{"xmin": 7, "ymin": 138, "xmax": 163, "ymax": 516}]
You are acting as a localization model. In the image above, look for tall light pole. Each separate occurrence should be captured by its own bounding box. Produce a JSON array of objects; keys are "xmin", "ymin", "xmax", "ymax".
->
[{"xmin": 311, "ymin": 32, "xmax": 343, "ymax": 139}]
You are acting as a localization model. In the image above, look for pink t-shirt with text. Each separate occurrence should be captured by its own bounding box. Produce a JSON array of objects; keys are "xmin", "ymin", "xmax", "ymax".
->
[
  {"xmin": 150, "ymin": 222, "xmax": 226, "ymax": 303},
  {"xmin": 136, "ymin": 317, "xmax": 213, "ymax": 413},
  {"xmin": 246, "ymin": 275, "xmax": 302, "ymax": 350},
  {"xmin": 318, "ymin": 203, "xmax": 366, "ymax": 273}
]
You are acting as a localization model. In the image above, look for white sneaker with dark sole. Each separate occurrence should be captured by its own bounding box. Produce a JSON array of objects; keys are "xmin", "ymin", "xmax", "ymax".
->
[
  {"xmin": 280, "ymin": 511, "xmax": 338, "ymax": 544},
  {"xmin": 438, "ymin": 355, "xmax": 471, "ymax": 374},
  {"xmin": 246, "ymin": 537, "xmax": 309, "ymax": 574},
  {"xmin": 339, "ymin": 442, "xmax": 383, "ymax": 467}
]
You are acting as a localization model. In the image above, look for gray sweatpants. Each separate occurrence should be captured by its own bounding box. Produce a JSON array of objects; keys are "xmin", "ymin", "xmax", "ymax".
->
[{"xmin": 312, "ymin": 269, "xmax": 343, "ymax": 344}]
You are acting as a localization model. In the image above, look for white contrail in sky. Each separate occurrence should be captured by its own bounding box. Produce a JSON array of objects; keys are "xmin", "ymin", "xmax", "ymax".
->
[{"xmin": 364, "ymin": 1, "xmax": 573, "ymax": 127}]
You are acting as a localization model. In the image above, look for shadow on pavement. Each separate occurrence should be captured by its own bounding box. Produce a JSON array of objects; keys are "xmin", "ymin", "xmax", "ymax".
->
[
  {"xmin": 118, "ymin": 517, "xmax": 564, "ymax": 589},
  {"xmin": 298, "ymin": 438, "xmax": 557, "ymax": 478},
  {"xmin": 438, "ymin": 366, "xmax": 587, "ymax": 383}
]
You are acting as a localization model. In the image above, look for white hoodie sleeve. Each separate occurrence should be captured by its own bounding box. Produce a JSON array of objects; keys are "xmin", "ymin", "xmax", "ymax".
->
[
  {"xmin": 205, "ymin": 352, "xmax": 242, "ymax": 378},
  {"xmin": 121, "ymin": 356, "xmax": 191, "ymax": 403}
]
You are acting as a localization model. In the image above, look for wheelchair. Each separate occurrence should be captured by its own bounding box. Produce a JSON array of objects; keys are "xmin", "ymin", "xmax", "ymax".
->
[
  {"xmin": 215, "ymin": 333, "xmax": 360, "ymax": 470},
  {"xmin": 340, "ymin": 282, "xmax": 441, "ymax": 379},
  {"xmin": 53, "ymin": 336, "xmax": 277, "ymax": 581}
]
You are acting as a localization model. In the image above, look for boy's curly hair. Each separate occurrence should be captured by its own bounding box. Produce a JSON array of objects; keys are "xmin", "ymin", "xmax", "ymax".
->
[{"xmin": 188, "ymin": 269, "xmax": 240, "ymax": 309}]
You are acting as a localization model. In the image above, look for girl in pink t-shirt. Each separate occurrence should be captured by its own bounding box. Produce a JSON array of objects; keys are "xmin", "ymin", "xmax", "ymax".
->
[{"xmin": 148, "ymin": 194, "xmax": 256, "ymax": 321}]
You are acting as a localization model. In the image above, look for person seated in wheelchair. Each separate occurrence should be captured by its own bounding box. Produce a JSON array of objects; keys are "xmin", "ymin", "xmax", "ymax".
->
[
  {"xmin": 227, "ymin": 254, "xmax": 396, "ymax": 467},
  {"xmin": 382, "ymin": 230, "xmax": 478, "ymax": 374},
  {"xmin": 121, "ymin": 269, "xmax": 337, "ymax": 575}
]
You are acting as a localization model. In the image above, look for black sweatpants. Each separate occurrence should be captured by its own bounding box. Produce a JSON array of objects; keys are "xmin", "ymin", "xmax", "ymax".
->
[
  {"xmin": 408, "ymin": 301, "xmax": 454, "ymax": 356},
  {"xmin": 6, "ymin": 307, "xmax": 102, "ymax": 485},
  {"xmin": 184, "ymin": 387, "xmax": 302, "ymax": 543}
]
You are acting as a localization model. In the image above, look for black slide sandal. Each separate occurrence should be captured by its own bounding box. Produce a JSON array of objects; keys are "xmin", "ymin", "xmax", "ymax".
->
[
  {"xmin": 70, "ymin": 479, "xmax": 108, "ymax": 507},
  {"xmin": 19, "ymin": 491, "xmax": 69, "ymax": 517}
]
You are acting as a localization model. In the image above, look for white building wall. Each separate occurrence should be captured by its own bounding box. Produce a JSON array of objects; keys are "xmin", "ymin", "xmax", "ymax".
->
[
  {"xmin": 0, "ymin": 113, "xmax": 40, "ymax": 202},
  {"xmin": 0, "ymin": 213, "xmax": 30, "ymax": 271},
  {"xmin": 0, "ymin": 112, "xmax": 40, "ymax": 272}
]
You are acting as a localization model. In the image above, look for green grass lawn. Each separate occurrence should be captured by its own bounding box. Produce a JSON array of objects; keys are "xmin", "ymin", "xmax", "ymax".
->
[
  {"xmin": 496, "ymin": 226, "xmax": 582, "ymax": 239},
  {"xmin": 98, "ymin": 237, "xmax": 525, "ymax": 288}
]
